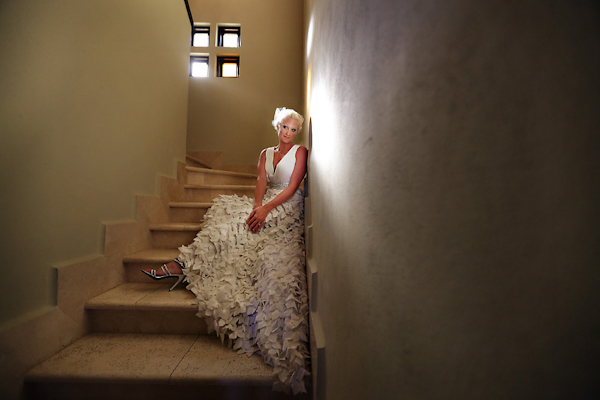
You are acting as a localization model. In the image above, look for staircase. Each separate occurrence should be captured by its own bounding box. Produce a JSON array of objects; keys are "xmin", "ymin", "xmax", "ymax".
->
[{"xmin": 23, "ymin": 155, "xmax": 311, "ymax": 399}]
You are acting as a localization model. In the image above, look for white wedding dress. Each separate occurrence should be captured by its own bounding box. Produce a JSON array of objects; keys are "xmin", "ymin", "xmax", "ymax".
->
[{"xmin": 178, "ymin": 144, "xmax": 309, "ymax": 394}]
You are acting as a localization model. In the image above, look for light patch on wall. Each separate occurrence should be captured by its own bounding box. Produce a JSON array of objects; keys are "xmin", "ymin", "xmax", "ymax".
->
[
  {"xmin": 306, "ymin": 14, "xmax": 314, "ymax": 59},
  {"xmin": 305, "ymin": 67, "xmax": 312, "ymax": 115},
  {"xmin": 309, "ymin": 86, "xmax": 337, "ymax": 175}
]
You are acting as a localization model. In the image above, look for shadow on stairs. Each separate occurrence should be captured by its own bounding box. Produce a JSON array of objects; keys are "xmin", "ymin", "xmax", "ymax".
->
[{"xmin": 23, "ymin": 156, "xmax": 311, "ymax": 399}]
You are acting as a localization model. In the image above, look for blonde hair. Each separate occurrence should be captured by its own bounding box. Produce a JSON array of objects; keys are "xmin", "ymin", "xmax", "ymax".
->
[{"xmin": 271, "ymin": 107, "xmax": 304, "ymax": 131}]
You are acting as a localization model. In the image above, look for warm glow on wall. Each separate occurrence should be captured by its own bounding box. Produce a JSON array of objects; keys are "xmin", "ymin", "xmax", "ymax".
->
[
  {"xmin": 216, "ymin": 56, "xmax": 239, "ymax": 78},
  {"xmin": 306, "ymin": 15, "xmax": 314, "ymax": 59},
  {"xmin": 305, "ymin": 67, "xmax": 312, "ymax": 116},
  {"xmin": 308, "ymin": 85, "xmax": 337, "ymax": 173},
  {"xmin": 222, "ymin": 63, "xmax": 237, "ymax": 77}
]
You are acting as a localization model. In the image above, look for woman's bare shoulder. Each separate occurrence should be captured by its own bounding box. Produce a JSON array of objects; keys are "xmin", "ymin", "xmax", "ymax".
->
[
  {"xmin": 296, "ymin": 145, "xmax": 308, "ymax": 154},
  {"xmin": 258, "ymin": 147, "xmax": 269, "ymax": 158}
]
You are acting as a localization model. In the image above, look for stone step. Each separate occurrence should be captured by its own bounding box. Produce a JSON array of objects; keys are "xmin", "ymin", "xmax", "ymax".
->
[
  {"xmin": 183, "ymin": 184, "xmax": 255, "ymax": 202},
  {"xmin": 149, "ymin": 222, "xmax": 201, "ymax": 249},
  {"xmin": 85, "ymin": 282, "xmax": 206, "ymax": 335},
  {"xmin": 186, "ymin": 166, "xmax": 257, "ymax": 186},
  {"xmin": 23, "ymin": 332, "xmax": 308, "ymax": 400},
  {"xmin": 123, "ymin": 249, "xmax": 180, "ymax": 283},
  {"xmin": 168, "ymin": 201, "xmax": 212, "ymax": 223},
  {"xmin": 185, "ymin": 153, "xmax": 212, "ymax": 169}
]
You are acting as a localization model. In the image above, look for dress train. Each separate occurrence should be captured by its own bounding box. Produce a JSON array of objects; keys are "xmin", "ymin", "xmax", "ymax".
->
[{"xmin": 178, "ymin": 189, "xmax": 310, "ymax": 394}]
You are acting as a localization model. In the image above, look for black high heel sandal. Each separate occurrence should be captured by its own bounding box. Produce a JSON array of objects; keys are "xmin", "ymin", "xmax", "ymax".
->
[{"xmin": 141, "ymin": 259, "xmax": 185, "ymax": 291}]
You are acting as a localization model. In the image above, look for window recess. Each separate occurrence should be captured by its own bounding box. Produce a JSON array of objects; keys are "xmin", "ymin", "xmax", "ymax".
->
[
  {"xmin": 190, "ymin": 55, "xmax": 209, "ymax": 77},
  {"xmin": 216, "ymin": 55, "xmax": 239, "ymax": 78},
  {"xmin": 217, "ymin": 25, "xmax": 241, "ymax": 47},
  {"xmin": 192, "ymin": 24, "xmax": 210, "ymax": 47}
]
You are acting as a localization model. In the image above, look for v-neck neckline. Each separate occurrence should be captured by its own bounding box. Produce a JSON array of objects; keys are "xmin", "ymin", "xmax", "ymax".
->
[{"xmin": 272, "ymin": 145, "xmax": 295, "ymax": 172}]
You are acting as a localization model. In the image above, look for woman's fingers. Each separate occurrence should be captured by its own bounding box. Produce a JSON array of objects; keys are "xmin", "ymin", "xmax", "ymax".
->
[
  {"xmin": 248, "ymin": 217, "xmax": 263, "ymax": 233},
  {"xmin": 247, "ymin": 207, "xmax": 267, "ymax": 233},
  {"xmin": 247, "ymin": 216, "xmax": 260, "ymax": 233}
]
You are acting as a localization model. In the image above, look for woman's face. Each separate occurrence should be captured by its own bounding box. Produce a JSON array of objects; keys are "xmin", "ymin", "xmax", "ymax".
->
[{"xmin": 278, "ymin": 117, "xmax": 300, "ymax": 144}]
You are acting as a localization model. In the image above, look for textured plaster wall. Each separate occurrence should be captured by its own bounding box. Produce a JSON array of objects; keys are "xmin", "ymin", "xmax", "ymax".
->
[
  {"xmin": 187, "ymin": 0, "xmax": 304, "ymax": 165},
  {"xmin": 0, "ymin": 0, "xmax": 190, "ymax": 325},
  {"xmin": 305, "ymin": 0, "xmax": 600, "ymax": 398}
]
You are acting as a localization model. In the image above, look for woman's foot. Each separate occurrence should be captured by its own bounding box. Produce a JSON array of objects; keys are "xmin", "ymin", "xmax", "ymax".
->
[
  {"xmin": 143, "ymin": 260, "xmax": 183, "ymax": 277},
  {"xmin": 141, "ymin": 259, "xmax": 185, "ymax": 291}
]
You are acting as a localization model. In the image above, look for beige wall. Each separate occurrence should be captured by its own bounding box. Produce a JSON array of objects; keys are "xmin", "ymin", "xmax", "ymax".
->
[
  {"xmin": 0, "ymin": 0, "xmax": 190, "ymax": 326},
  {"xmin": 187, "ymin": 0, "xmax": 304, "ymax": 165},
  {"xmin": 304, "ymin": 0, "xmax": 600, "ymax": 399}
]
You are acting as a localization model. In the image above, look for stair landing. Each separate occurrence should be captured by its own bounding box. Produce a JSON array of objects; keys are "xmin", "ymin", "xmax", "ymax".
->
[
  {"xmin": 25, "ymin": 283, "xmax": 311, "ymax": 399},
  {"xmin": 24, "ymin": 333, "xmax": 300, "ymax": 400},
  {"xmin": 22, "ymin": 157, "xmax": 312, "ymax": 399}
]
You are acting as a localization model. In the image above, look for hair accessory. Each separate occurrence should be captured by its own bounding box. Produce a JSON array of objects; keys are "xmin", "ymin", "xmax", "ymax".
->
[
  {"xmin": 274, "ymin": 107, "xmax": 287, "ymax": 120},
  {"xmin": 271, "ymin": 107, "xmax": 303, "ymax": 131}
]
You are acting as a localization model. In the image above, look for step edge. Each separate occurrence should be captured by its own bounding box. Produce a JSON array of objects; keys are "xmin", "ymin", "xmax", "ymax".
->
[
  {"xmin": 24, "ymin": 373, "xmax": 275, "ymax": 385},
  {"xmin": 186, "ymin": 166, "xmax": 257, "ymax": 179},
  {"xmin": 149, "ymin": 223, "xmax": 203, "ymax": 231},
  {"xmin": 123, "ymin": 249, "xmax": 180, "ymax": 263},
  {"xmin": 184, "ymin": 184, "xmax": 255, "ymax": 189},
  {"xmin": 85, "ymin": 303, "xmax": 197, "ymax": 311},
  {"xmin": 169, "ymin": 202, "xmax": 213, "ymax": 208},
  {"xmin": 185, "ymin": 154, "xmax": 212, "ymax": 169}
]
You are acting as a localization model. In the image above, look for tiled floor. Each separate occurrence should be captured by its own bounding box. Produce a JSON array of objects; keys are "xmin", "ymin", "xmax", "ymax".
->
[
  {"xmin": 26, "ymin": 333, "xmax": 273, "ymax": 384},
  {"xmin": 26, "ymin": 333, "xmax": 197, "ymax": 383}
]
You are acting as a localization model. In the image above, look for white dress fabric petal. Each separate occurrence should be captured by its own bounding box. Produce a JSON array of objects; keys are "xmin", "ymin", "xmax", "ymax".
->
[{"xmin": 178, "ymin": 145, "xmax": 309, "ymax": 394}]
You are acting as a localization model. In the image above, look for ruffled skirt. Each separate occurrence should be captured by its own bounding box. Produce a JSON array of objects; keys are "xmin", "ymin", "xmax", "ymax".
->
[{"xmin": 178, "ymin": 189, "xmax": 310, "ymax": 394}]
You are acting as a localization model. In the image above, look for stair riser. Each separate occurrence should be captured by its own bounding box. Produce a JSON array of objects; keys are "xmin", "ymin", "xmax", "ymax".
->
[
  {"xmin": 151, "ymin": 231, "xmax": 197, "ymax": 249},
  {"xmin": 187, "ymin": 172, "xmax": 256, "ymax": 186},
  {"xmin": 89, "ymin": 309, "xmax": 208, "ymax": 335},
  {"xmin": 24, "ymin": 381, "xmax": 310, "ymax": 400},
  {"xmin": 184, "ymin": 188, "xmax": 255, "ymax": 202},
  {"xmin": 169, "ymin": 207, "xmax": 209, "ymax": 223}
]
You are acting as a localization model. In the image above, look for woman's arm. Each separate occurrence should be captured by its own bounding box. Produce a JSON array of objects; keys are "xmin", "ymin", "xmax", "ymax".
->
[
  {"xmin": 246, "ymin": 146, "xmax": 307, "ymax": 233},
  {"xmin": 253, "ymin": 149, "xmax": 268, "ymax": 209}
]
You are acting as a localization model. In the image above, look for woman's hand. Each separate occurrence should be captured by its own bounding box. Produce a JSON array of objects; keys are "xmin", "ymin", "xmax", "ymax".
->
[{"xmin": 246, "ymin": 205, "xmax": 270, "ymax": 233}]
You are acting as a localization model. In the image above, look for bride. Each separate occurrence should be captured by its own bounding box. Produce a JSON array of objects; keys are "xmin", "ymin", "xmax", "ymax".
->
[{"xmin": 143, "ymin": 107, "xmax": 310, "ymax": 394}]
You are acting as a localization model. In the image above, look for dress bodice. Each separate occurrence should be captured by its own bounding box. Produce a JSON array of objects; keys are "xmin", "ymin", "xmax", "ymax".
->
[
  {"xmin": 264, "ymin": 145, "xmax": 303, "ymax": 200},
  {"xmin": 264, "ymin": 144, "xmax": 298, "ymax": 184}
]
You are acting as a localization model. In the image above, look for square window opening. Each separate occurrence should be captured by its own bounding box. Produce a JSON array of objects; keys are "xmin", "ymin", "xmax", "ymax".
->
[
  {"xmin": 192, "ymin": 25, "xmax": 210, "ymax": 47},
  {"xmin": 190, "ymin": 55, "xmax": 209, "ymax": 77},
  {"xmin": 216, "ymin": 56, "xmax": 239, "ymax": 78},
  {"xmin": 217, "ymin": 25, "xmax": 241, "ymax": 48}
]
